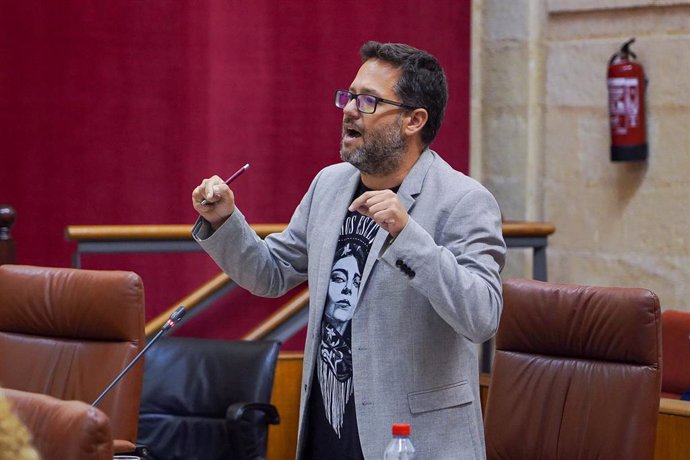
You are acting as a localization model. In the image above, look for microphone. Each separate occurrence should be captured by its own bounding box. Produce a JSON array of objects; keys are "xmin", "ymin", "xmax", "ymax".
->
[
  {"xmin": 162, "ymin": 305, "xmax": 186, "ymax": 331},
  {"xmin": 92, "ymin": 306, "xmax": 186, "ymax": 407}
]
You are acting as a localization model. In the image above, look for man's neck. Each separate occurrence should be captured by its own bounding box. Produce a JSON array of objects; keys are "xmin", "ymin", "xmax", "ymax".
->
[{"xmin": 360, "ymin": 147, "xmax": 425, "ymax": 190}]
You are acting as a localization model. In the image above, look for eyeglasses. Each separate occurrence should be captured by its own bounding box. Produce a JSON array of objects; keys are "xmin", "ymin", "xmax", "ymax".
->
[{"xmin": 334, "ymin": 89, "xmax": 417, "ymax": 114}]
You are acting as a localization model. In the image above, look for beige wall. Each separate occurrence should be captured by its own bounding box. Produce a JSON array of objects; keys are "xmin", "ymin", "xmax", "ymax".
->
[{"xmin": 472, "ymin": 0, "xmax": 690, "ymax": 310}]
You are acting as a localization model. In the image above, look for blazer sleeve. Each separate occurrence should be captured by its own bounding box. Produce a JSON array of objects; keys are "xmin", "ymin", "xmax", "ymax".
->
[
  {"xmin": 379, "ymin": 187, "xmax": 506, "ymax": 343},
  {"xmin": 192, "ymin": 171, "xmax": 322, "ymax": 298}
]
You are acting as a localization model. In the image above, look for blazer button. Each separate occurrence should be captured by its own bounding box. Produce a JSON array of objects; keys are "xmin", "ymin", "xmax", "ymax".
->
[
  {"xmin": 409, "ymin": 270, "xmax": 416, "ymax": 279},
  {"xmin": 396, "ymin": 259, "xmax": 403, "ymax": 267}
]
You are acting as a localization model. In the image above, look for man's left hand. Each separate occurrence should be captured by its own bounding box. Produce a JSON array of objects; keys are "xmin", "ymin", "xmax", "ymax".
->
[{"xmin": 349, "ymin": 190, "xmax": 409, "ymax": 237}]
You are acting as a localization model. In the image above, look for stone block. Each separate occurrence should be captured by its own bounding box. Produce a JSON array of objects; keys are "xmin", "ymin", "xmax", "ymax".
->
[
  {"xmin": 545, "ymin": 41, "xmax": 611, "ymax": 107},
  {"xmin": 576, "ymin": 111, "xmax": 615, "ymax": 185},
  {"xmin": 501, "ymin": 248, "xmax": 532, "ymax": 279},
  {"xmin": 483, "ymin": 109, "xmax": 529, "ymax": 176},
  {"xmin": 548, "ymin": 249, "xmax": 690, "ymax": 312},
  {"xmin": 618, "ymin": 185, "xmax": 690, "ymax": 253},
  {"xmin": 543, "ymin": 109, "xmax": 584, "ymax": 183},
  {"xmin": 545, "ymin": 174, "xmax": 688, "ymax": 255},
  {"xmin": 547, "ymin": 7, "xmax": 690, "ymax": 42},
  {"xmin": 643, "ymin": 108, "xmax": 690, "ymax": 185},
  {"xmin": 484, "ymin": 0, "xmax": 531, "ymax": 41},
  {"xmin": 544, "ymin": 181, "xmax": 627, "ymax": 251},
  {"xmin": 643, "ymin": 36, "xmax": 690, "ymax": 107},
  {"xmin": 483, "ymin": 42, "xmax": 530, "ymax": 108}
]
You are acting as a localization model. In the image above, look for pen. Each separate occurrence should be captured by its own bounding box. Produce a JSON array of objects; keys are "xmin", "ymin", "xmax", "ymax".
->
[{"xmin": 200, "ymin": 163, "xmax": 250, "ymax": 206}]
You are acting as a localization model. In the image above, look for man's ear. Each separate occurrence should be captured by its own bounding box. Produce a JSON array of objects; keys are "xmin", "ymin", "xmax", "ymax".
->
[{"xmin": 404, "ymin": 108, "xmax": 428, "ymax": 137}]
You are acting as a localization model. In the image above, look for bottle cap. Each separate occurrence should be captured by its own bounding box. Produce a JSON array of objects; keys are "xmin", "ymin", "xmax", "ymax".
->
[{"xmin": 391, "ymin": 423, "xmax": 411, "ymax": 436}]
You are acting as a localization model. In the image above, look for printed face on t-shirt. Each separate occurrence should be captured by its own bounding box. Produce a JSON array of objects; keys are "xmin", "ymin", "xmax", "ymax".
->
[{"xmin": 326, "ymin": 253, "xmax": 361, "ymax": 325}]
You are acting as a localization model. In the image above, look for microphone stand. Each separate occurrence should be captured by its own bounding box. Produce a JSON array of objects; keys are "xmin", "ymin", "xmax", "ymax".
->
[{"xmin": 92, "ymin": 306, "xmax": 186, "ymax": 407}]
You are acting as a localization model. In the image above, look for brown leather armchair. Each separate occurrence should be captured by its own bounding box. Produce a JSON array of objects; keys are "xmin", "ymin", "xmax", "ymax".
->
[
  {"xmin": 4, "ymin": 388, "xmax": 113, "ymax": 460},
  {"xmin": 484, "ymin": 278, "xmax": 662, "ymax": 460},
  {"xmin": 0, "ymin": 264, "xmax": 146, "ymax": 455}
]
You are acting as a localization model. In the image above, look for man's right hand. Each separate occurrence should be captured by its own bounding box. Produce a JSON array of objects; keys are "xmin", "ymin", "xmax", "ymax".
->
[{"xmin": 192, "ymin": 175, "xmax": 236, "ymax": 230}]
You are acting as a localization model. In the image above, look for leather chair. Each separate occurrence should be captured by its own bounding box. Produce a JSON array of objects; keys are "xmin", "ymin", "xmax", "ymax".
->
[
  {"xmin": 137, "ymin": 337, "xmax": 281, "ymax": 460},
  {"xmin": 0, "ymin": 264, "xmax": 146, "ymax": 454},
  {"xmin": 484, "ymin": 278, "xmax": 662, "ymax": 460},
  {"xmin": 661, "ymin": 309, "xmax": 690, "ymax": 399},
  {"xmin": 4, "ymin": 388, "xmax": 113, "ymax": 460}
]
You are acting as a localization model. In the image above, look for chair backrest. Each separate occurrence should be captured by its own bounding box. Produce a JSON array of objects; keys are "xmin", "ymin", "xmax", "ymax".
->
[
  {"xmin": 661, "ymin": 309, "xmax": 690, "ymax": 398},
  {"xmin": 137, "ymin": 337, "xmax": 281, "ymax": 460},
  {"xmin": 0, "ymin": 264, "xmax": 145, "ymax": 444},
  {"xmin": 484, "ymin": 278, "xmax": 662, "ymax": 460},
  {"xmin": 5, "ymin": 388, "xmax": 113, "ymax": 460}
]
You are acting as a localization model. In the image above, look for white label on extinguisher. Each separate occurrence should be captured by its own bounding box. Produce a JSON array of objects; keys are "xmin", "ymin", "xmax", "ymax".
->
[{"xmin": 608, "ymin": 77, "xmax": 640, "ymax": 135}]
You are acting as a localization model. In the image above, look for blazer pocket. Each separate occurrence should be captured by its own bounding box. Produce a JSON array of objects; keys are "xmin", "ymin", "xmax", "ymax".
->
[{"xmin": 407, "ymin": 380, "xmax": 474, "ymax": 415}]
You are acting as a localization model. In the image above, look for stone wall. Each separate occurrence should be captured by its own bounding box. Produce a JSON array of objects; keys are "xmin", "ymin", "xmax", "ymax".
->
[{"xmin": 473, "ymin": 0, "xmax": 690, "ymax": 310}]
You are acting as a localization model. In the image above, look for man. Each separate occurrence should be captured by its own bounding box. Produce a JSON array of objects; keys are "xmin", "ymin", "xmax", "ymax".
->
[{"xmin": 192, "ymin": 41, "xmax": 505, "ymax": 459}]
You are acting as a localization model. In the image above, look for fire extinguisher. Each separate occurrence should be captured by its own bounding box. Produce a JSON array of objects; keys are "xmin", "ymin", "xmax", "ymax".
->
[{"xmin": 607, "ymin": 38, "xmax": 648, "ymax": 161}]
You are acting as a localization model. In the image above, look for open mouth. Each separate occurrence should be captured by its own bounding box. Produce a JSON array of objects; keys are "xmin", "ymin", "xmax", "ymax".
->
[{"xmin": 343, "ymin": 126, "xmax": 362, "ymax": 141}]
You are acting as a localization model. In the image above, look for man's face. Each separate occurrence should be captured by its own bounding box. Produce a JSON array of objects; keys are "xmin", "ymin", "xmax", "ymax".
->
[{"xmin": 339, "ymin": 59, "xmax": 407, "ymax": 176}]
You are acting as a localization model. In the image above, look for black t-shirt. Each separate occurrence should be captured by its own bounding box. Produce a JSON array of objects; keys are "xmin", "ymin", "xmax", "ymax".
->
[{"xmin": 302, "ymin": 181, "xmax": 379, "ymax": 460}]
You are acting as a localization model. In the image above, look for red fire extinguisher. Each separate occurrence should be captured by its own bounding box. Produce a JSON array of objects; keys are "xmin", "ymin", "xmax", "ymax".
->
[{"xmin": 607, "ymin": 38, "xmax": 648, "ymax": 161}]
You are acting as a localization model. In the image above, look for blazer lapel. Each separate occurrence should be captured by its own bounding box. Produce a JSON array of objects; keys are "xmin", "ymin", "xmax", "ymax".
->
[
  {"xmin": 310, "ymin": 169, "xmax": 361, "ymax": 329},
  {"xmin": 357, "ymin": 149, "xmax": 435, "ymax": 295}
]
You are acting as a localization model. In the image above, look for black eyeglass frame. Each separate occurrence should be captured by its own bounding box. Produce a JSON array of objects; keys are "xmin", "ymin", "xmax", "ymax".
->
[{"xmin": 334, "ymin": 89, "xmax": 418, "ymax": 114}]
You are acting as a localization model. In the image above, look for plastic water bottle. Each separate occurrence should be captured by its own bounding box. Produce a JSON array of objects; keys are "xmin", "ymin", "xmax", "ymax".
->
[{"xmin": 383, "ymin": 423, "xmax": 415, "ymax": 459}]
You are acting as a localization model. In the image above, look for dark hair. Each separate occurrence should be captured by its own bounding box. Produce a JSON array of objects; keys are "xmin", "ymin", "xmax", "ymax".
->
[
  {"xmin": 334, "ymin": 241, "xmax": 367, "ymax": 274},
  {"xmin": 360, "ymin": 41, "xmax": 448, "ymax": 146}
]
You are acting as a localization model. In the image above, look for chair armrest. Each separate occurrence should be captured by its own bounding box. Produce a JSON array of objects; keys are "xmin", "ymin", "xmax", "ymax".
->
[
  {"xmin": 4, "ymin": 388, "xmax": 113, "ymax": 460},
  {"xmin": 226, "ymin": 402, "xmax": 280, "ymax": 425},
  {"xmin": 226, "ymin": 402, "xmax": 280, "ymax": 460},
  {"xmin": 113, "ymin": 439, "xmax": 149, "ymax": 458}
]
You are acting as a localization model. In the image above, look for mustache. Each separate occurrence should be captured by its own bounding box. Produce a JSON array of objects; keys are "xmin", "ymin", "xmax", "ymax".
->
[{"xmin": 342, "ymin": 116, "xmax": 362, "ymax": 131}]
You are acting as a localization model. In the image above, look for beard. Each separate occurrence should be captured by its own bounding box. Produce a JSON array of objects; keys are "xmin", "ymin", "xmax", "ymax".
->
[{"xmin": 340, "ymin": 116, "xmax": 407, "ymax": 176}]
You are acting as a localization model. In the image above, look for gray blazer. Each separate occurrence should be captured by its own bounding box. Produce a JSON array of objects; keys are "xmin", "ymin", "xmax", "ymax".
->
[{"xmin": 194, "ymin": 149, "xmax": 506, "ymax": 459}]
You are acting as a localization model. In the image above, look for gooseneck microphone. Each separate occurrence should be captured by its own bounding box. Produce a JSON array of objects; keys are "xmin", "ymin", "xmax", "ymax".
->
[{"xmin": 92, "ymin": 306, "xmax": 186, "ymax": 407}]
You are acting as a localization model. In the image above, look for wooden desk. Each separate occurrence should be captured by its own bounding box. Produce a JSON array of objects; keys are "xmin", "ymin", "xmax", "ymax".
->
[{"xmin": 269, "ymin": 352, "xmax": 303, "ymax": 460}]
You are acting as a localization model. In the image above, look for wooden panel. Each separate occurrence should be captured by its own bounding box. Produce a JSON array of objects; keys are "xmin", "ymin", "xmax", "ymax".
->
[
  {"xmin": 655, "ymin": 399, "xmax": 690, "ymax": 460},
  {"xmin": 268, "ymin": 352, "xmax": 303, "ymax": 459}
]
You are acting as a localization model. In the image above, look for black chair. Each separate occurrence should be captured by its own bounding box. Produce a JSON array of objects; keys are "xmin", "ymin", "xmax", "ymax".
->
[{"xmin": 137, "ymin": 337, "xmax": 281, "ymax": 460}]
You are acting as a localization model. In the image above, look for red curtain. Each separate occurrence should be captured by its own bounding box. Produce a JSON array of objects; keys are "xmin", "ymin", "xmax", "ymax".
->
[{"xmin": 0, "ymin": 0, "xmax": 470, "ymax": 349}]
